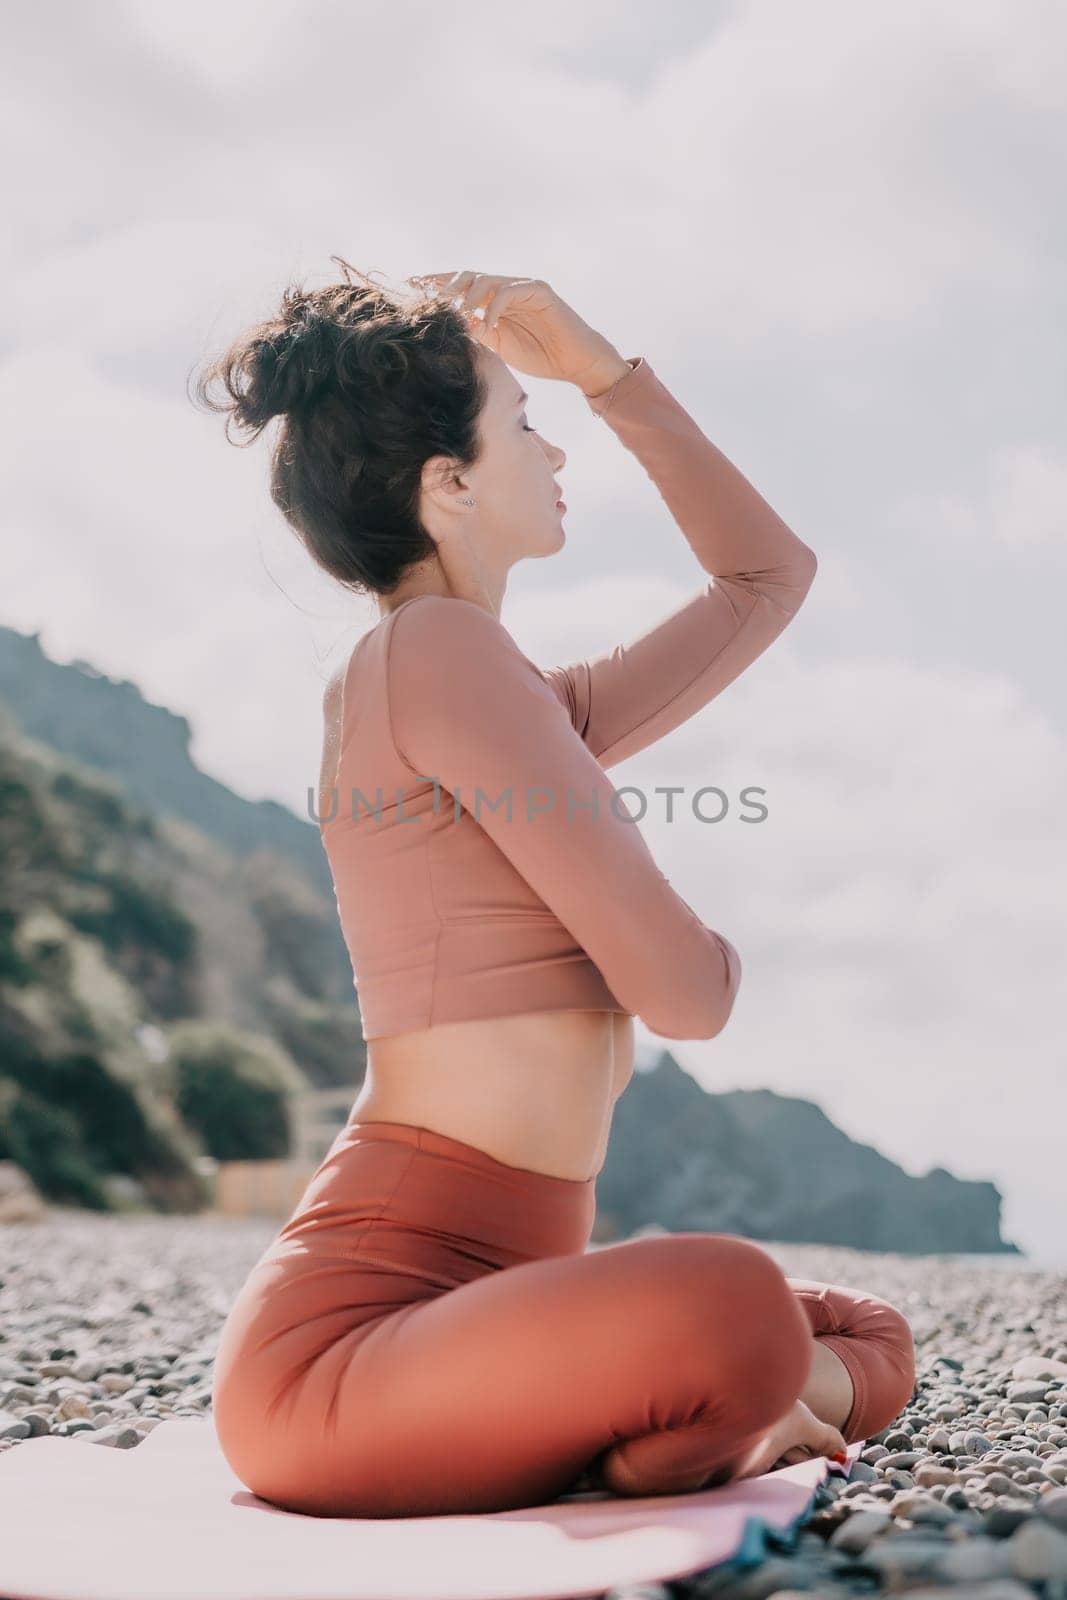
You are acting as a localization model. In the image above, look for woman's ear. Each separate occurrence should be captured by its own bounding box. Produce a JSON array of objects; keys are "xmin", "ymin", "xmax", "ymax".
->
[{"xmin": 419, "ymin": 453, "xmax": 471, "ymax": 532}]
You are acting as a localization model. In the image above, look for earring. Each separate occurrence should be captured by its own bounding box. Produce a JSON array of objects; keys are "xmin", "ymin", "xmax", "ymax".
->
[{"xmin": 461, "ymin": 497, "xmax": 476, "ymax": 506}]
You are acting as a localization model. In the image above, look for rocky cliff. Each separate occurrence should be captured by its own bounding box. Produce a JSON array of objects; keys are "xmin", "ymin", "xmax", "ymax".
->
[{"xmin": 596, "ymin": 1049, "xmax": 1019, "ymax": 1255}]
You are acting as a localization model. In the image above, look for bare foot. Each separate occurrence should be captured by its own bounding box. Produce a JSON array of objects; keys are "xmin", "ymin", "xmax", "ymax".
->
[
  {"xmin": 564, "ymin": 1398, "xmax": 846, "ymax": 1497},
  {"xmin": 732, "ymin": 1398, "xmax": 847, "ymax": 1481}
]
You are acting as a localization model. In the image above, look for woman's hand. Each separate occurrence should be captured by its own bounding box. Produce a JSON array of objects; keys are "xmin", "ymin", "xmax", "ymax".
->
[
  {"xmin": 410, "ymin": 271, "xmax": 631, "ymax": 396},
  {"xmin": 732, "ymin": 1398, "xmax": 848, "ymax": 1481}
]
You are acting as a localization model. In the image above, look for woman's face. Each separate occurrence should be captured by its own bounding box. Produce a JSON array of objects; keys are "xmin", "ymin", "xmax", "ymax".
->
[{"xmin": 424, "ymin": 346, "xmax": 568, "ymax": 571}]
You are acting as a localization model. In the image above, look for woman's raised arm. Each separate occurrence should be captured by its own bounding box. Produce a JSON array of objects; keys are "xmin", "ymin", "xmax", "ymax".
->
[{"xmin": 541, "ymin": 356, "xmax": 817, "ymax": 769}]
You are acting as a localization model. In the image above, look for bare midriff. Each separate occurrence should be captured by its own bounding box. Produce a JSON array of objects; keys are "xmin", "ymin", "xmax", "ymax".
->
[{"xmin": 349, "ymin": 1009, "xmax": 635, "ymax": 1181}]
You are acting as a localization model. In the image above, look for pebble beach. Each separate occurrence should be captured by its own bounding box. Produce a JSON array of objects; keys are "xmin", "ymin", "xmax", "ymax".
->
[{"xmin": 2, "ymin": 1214, "xmax": 1067, "ymax": 1600}]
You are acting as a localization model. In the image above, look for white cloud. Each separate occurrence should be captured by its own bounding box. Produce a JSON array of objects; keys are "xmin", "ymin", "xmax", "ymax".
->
[
  {"xmin": 990, "ymin": 443, "xmax": 1067, "ymax": 547},
  {"xmin": 888, "ymin": 442, "xmax": 1067, "ymax": 550}
]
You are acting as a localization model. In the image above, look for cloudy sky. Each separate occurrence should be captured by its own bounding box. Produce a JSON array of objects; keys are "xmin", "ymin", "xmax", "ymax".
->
[{"xmin": 3, "ymin": 0, "xmax": 1065, "ymax": 1262}]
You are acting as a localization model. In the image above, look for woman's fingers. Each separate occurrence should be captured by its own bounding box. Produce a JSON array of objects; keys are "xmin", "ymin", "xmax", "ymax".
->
[
  {"xmin": 413, "ymin": 273, "xmax": 486, "ymax": 338},
  {"xmin": 414, "ymin": 271, "xmax": 470, "ymax": 294},
  {"xmin": 415, "ymin": 271, "xmax": 509, "ymax": 310},
  {"xmin": 413, "ymin": 272, "xmax": 539, "ymax": 330},
  {"xmin": 481, "ymin": 282, "xmax": 531, "ymax": 332},
  {"xmin": 410, "ymin": 273, "xmax": 535, "ymax": 360},
  {"xmin": 454, "ymin": 273, "xmax": 493, "ymax": 317},
  {"xmin": 410, "ymin": 270, "xmax": 601, "ymax": 385}
]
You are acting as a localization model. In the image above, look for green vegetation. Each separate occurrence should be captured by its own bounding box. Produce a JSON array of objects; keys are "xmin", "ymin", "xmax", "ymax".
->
[
  {"xmin": 0, "ymin": 666, "xmax": 361, "ymax": 1213},
  {"xmin": 166, "ymin": 1019, "xmax": 304, "ymax": 1161},
  {"xmin": 0, "ymin": 1079, "xmax": 110, "ymax": 1209}
]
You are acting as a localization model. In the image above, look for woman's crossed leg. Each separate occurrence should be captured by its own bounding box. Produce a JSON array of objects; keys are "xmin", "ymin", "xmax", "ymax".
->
[
  {"xmin": 787, "ymin": 1275, "xmax": 916, "ymax": 1444},
  {"xmin": 239, "ymin": 1232, "xmax": 817, "ymax": 1517}
]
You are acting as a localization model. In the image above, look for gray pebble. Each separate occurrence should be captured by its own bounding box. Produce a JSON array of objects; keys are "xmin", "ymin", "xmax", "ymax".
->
[
  {"xmin": 81, "ymin": 1424, "xmax": 142, "ymax": 1449},
  {"xmin": 1008, "ymin": 1516, "xmax": 1067, "ymax": 1581},
  {"xmin": 878, "ymin": 1449, "xmax": 925, "ymax": 1470},
  {"xmin": 855, "ymin": 1535, "xmax": 949, "ymax": 1581},
  {"xmin": 602, "ymin": 1588, "xmax": 674, "ymax": 1600},
  {"xmin": 937, "ymin": 1536, "xmax": 1014, "ymax": 1582},
  {"xmin": 1038, "ymin": 1487, "xmax": 1067, "ymax": 1530},
  {"xmin": 827, "ymin": 1508, "xmax": 890, "ymax": 1552},
  {"xmin": 965, "ymin": 1430, "xmax": 997, "ymax": 1455},
  {"xmin": 1010, "ymin": 1381, "xmax": 1053, "ymax": 1404},
  {"xmin": 883, "ymin": 1585, "xmax": 1034, "ymax": 1600}
]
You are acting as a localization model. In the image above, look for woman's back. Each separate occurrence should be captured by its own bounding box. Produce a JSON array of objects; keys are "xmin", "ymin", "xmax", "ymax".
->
[{"xmin": 318, "ymin": 594, "xmax": 636, "ymax": 1180}]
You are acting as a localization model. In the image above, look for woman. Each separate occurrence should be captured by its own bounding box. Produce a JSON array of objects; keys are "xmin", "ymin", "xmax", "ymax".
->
[{"xmin": 196, "ymin": 262, "xmax": 915, "ymax": 1517}]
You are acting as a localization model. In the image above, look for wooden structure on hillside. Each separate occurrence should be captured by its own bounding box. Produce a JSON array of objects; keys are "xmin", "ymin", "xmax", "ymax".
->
[{"xmin": 212, "ymin": 1087, "xmax": 356, "ymax": 1219}]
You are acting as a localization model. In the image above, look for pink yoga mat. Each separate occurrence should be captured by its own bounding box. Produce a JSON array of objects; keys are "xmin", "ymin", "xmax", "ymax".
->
[{"xmin": 0, "ymin": 1418, "xmax": 860, "ymax": 1600}]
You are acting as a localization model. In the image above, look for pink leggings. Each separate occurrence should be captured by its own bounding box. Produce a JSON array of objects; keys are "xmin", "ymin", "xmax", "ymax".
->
[{"xmin": 211, "ymin": 1120, "xmax": 915, "ymax": 1518}]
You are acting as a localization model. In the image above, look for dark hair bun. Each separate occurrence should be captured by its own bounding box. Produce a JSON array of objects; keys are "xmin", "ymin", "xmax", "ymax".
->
[
  {"xmin": 191, "ymin": 257, "xmax": 487, "ymax": 597},
  {"xmin": 234, "ymin": 301, "xmax": 337, "ymax": 429}
]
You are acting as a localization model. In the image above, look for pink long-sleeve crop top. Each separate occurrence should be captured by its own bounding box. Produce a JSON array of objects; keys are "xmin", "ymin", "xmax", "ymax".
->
[{"xmin": 318, "ymin": 355, "xmax": 817, "ymax": 1042}]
